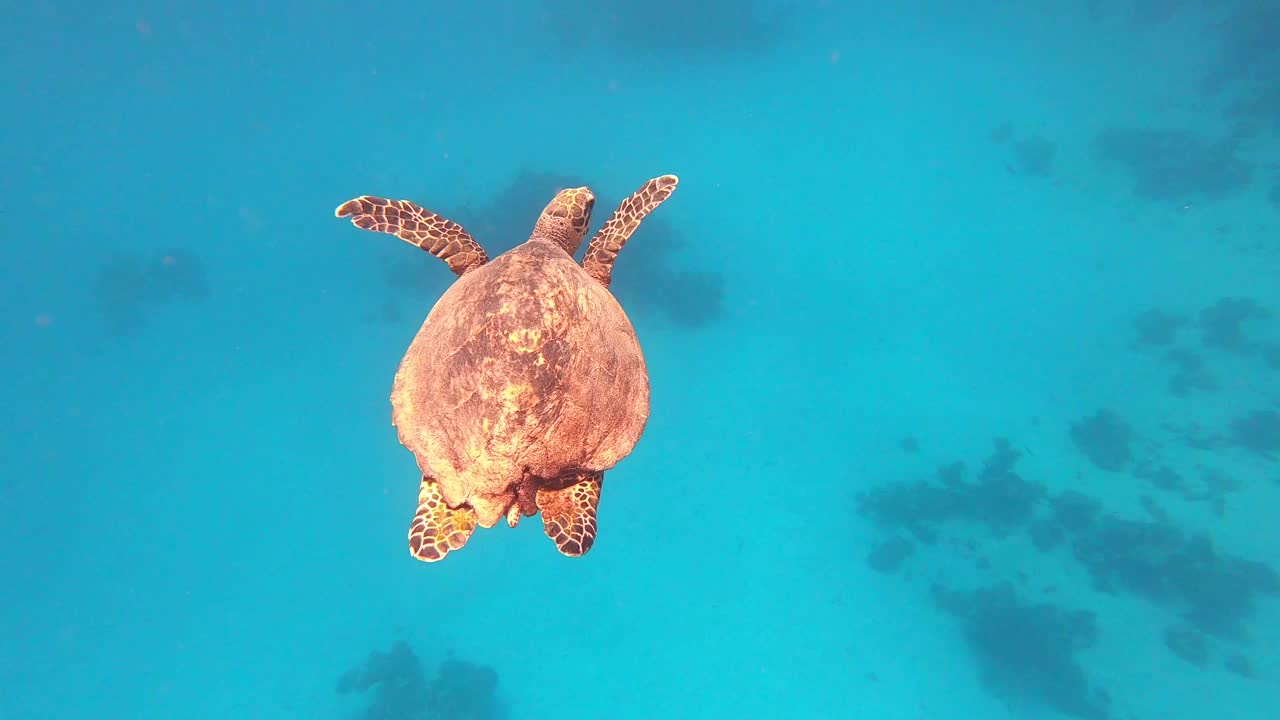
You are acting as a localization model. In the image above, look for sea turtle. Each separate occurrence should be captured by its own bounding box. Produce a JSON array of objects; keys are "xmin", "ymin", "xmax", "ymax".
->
[{"xmin": 335, "ymin": 174, "xmax": 679, "ymax": 562}]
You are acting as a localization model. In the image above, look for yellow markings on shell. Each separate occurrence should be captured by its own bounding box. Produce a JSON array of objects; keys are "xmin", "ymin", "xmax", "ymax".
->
[
  {"xmin": 501, "ymin": 383, "xmax": 538, "ymax": 411},
  {"xmin": 507, "ymin": 327, "xmax": 542, "ymax": 352}
]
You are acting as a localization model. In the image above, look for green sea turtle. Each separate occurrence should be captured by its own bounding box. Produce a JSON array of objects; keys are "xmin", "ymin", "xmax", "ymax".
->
[{"xmin": 335, "ymin": 174, "xmax": 679, "ymax": 562}]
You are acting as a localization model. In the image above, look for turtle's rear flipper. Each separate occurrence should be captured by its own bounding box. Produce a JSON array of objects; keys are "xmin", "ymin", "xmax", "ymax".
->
[
  {"xmin": 408, "ymin": 475, "xmax": 478, "ymax": 562},
  {"xmin": 582, "ymin": 175, "xmax": 679, "ymax": 288},
  {"xmin": 335, "ymin": 196, "xmax": 489, "ymax": 275},
  {"xmin": 536, "ymin": 472, "xmax": 603, "ymax": 557}
]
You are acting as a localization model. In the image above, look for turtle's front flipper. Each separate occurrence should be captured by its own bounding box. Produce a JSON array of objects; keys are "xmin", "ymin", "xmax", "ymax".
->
[
  {"xmin": 335, "ymin": 196, "xmax": 489, "ymax": 275},
  {"xmin": 582, "ymin": 175, "xmax": 679, "ymax": 288},
  {"xmin": 408, "ymin": 475, "xmax": 478, "ymax": 562},
  {"xmin": 536, "ymin": 472, "xmax": 603, "ymax": 557}
]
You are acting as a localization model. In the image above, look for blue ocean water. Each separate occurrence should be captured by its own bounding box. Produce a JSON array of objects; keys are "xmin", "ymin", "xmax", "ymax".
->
[{"xmin": 3, "ymin": 1, "xmax": 1279, "ymax": 718}]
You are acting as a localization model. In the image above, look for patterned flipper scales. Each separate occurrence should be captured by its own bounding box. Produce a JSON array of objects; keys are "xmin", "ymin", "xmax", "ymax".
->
[
  {"xmin": 582, "ymin": 175, "xmax": 679, "ymax": 288},
  {"xmin": 335, "ymin": 196, "xmax": 488, "ymax": 275},
  {"xmin": 536, "ymin": 472, "xmax": 603, "ymax": 557},
  {"xmin": 408, "ymin": 476, "xmax": 478, "ymax": 562}
]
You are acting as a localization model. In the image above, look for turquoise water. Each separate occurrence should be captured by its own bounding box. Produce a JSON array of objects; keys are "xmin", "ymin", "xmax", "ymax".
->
[{"xmin": 3, "ymin": 2, "xmax": 1279, "ymax": 718}]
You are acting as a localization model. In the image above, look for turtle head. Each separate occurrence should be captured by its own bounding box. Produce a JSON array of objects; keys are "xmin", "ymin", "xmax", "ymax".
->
[{"xmin": 530, "ymin": 186, "xmax": 595, "ymax": 256}]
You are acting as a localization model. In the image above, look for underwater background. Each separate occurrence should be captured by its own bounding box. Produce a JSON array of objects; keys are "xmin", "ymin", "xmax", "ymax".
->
[{"xmin": 3, "ymin": 1, "xmax": 1279, "ymax": 718}]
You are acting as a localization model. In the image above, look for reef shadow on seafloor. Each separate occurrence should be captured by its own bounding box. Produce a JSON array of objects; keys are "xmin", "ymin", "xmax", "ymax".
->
[
  {"xmin": 1093, "ymin": 126, "xmax": 1254, "ymax": 205},
  {"xmin": 1197, "ymin": 298, "xmax": 1274, "ymax": 353},
  {"xmin": 856, "ymin": 428, "xmax": 1279, "ymax": 718},
  {"xmin": 1130, "ymin": 296, "xmax": 1280, "ymax": 374},
  {"xmin": 1123, "ymin": 298, "xmax": 1280, "ymax": 461},
  {"xmin": 1201, "ymin": 3, "xmax": 1280, "ymax": 130},
  {"xmin": 934, "ymin": 583, "xmax": 1113, "ymax": 720},
  {"xmin": 336, "ymin": 640, "xmax": 505, "ymax": 720},
  {"xmin": 989, "ymin": 124, "xmax": 1059, "ymax": 179},
  {"xmin": 1130, "ymin": 2, "xmax": 1280, "ymax": 134}
]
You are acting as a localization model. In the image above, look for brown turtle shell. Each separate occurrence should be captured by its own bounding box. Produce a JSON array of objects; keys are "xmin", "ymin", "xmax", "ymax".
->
[{"xmin": 390, "ymin": 238, "xmax": 648, "ymax": 529}]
